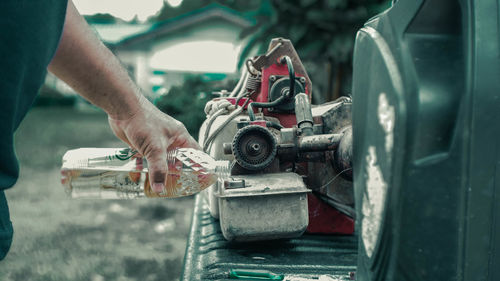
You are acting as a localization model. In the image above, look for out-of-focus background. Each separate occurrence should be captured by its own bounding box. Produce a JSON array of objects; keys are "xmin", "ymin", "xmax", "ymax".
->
[{"xmin": 1, "ymin": 0, "xmax": 389, "ymax": 280}]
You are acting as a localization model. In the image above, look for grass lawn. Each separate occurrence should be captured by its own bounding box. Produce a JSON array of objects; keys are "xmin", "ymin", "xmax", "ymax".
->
[{"xmin": 0, "ymin": 107, "xmax": 194, "ymax": 281}]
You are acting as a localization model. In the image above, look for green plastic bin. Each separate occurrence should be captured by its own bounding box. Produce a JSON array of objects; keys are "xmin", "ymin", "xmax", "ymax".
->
[{"xmin": 352, "ymin": 0, "xmax": 500, "ymax": 280}]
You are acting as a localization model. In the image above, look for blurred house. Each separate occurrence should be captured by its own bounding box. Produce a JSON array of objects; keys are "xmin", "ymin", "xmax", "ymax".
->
[{"xmin": 44, "ymin": 4, "xmax": 254, "ymax": 100}]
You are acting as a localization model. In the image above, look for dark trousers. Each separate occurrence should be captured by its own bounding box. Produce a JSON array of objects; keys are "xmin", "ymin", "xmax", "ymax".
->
[{"xmin": 0, "ymin": 190, "xmax": 13, "ymax": 260}]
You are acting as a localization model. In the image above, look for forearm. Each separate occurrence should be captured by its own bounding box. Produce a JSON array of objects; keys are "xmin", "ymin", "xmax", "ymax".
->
[
  {"xmin": 48, "ymin": 1, "xmax": 200, "ymax": 191},
  {"xmin": 48, "ymin": 0, "xmax": 142, "ymax": 120}
]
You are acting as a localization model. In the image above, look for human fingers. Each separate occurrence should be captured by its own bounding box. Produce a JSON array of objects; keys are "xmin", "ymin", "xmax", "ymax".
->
[{"xmin": 142, "ymin": 141, "xmax": 168, "ymax": 194}]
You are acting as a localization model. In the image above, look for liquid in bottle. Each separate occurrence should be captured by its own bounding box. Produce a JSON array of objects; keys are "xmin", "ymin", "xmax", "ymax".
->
[{"xmin": 61, "ymin": 147, "xmax": 229, "ymax": 199}]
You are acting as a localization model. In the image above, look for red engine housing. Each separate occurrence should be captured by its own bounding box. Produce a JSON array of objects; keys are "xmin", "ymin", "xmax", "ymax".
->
[
  {"xmin": 255, "ymin": 61, "xmax": 311, "ymax": 128},
  {"xmin": 250, "ymin": 59, "xmax": 354, "ymax": 235}
]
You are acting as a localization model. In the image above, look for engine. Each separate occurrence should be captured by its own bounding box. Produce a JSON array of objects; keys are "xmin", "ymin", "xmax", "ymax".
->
[{"xmin": 199, "ymin": 38, "xmax": 354, "ymax": 241}]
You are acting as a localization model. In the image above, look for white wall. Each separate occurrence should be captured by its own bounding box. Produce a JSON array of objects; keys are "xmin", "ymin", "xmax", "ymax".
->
[{"xmin": 122, "ymin": 18, "xmax": 246, "ymax": 98}]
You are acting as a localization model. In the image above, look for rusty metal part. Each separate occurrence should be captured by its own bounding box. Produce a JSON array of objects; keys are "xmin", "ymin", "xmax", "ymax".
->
[
  {"xmin": 252, "ymin": 38, "xmax": 312, "ymax": 98},
  {"xmin": 267, "ymin": 76, "xmax": 306, "ymax": 113},
  {"xmin": 223, "ymin": 178, "xmax": 246, "ymax": 189},
  {"xmin": 276, "ymin": 127, "xmax": 298, "ymax": 162},
  {"xmin": 311, "ymin": 97, "xmax": 352, "ymax": 134},
  {"xmin": 232, "ymin": 125, "xmax": 277, "ymax": 171},
  {"xmin": 298, "ymin": 134, "xmax": 343, "ymax": 152},
  {"xmin": 297, "ymin": 151, "xmax": 326, "ymax": 162},
  {"xmin": 223, "ymin": 143, "xmax": 232, "ymax": 154},
  {"xmin": 245, "ymin": 74, "xmax": 261, "ymax": 94},
  {"xmin": 335, "ymin": 127, "xmax": 353, "ymax": 180},
  {"xmin": 216, "ymin": 172, "xmax": 310, "ymax": 242},
  {"xmin": 251, "ymin": 41, "xmax": 283, "ymax": 70},
  {"xmin": 245, "ymin": 58, "xmax": 260, "ymax": 75},
  {"xmin": 277, "ymin": 130, "xmax": 343, "ymax": 163},
  {"xmin": 230, "ymin": 158, "xmax": 280, "ymax": 176},
  {"xmin": 307, "ymin": 97, "xmax": 354, "ymax": 207},
  {"xmin": 294, "ymin": 93, "xmax": 314, "ymax": 136}
]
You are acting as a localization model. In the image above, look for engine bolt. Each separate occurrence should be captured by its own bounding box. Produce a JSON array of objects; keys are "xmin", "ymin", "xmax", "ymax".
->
[
  {"xmin": 249, "ymin": 143, "xmax": 261, "ymax": 154},
  {"xmin": 299, "ymin": 77, "xmax": 306, "ymax": 84},
  {"xmin": 269, "ymin": 75, "xmax": 276, "ymax": 82}
]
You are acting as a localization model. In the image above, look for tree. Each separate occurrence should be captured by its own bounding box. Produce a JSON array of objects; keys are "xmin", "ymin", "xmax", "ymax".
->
[
  {"xmin": 154, "ymin": 75, "xmax": 237, "ymax": 137},
  {"xmin": 84, "ymin": 13, "xmax": 120, "ymax": 24},
  {"xmin": 239, "ymin": 0, "xmax": 391, "ymax": 102},
  {"xmin": 150, "ymin": 0, "xmax": 261, "ymax": 22}
]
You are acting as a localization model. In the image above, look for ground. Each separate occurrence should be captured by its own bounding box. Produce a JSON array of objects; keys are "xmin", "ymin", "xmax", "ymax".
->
[{"xmin": 0, "ymin": 107, "xmax": 194, "ymax": 281}]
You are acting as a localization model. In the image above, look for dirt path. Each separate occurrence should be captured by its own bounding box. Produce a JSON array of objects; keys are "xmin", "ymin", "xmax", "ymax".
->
[{"xmin": 0, "ymin": 107, "xmax": 193, "ymax": 281}]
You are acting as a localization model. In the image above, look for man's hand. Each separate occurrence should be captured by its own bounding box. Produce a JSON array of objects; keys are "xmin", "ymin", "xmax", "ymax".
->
[
  {"xmin": 48, "ymin": 1, "xmax": 201, "ymax": 193},
  {"xmin": 108, "ymin": 96, "xmax": 200, "ymax": 193}
]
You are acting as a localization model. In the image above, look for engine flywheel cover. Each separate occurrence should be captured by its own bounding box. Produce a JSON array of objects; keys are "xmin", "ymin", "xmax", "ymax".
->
[{"xmin": 232, "ymin": 125, "xmax": 277, "ymax": 171}]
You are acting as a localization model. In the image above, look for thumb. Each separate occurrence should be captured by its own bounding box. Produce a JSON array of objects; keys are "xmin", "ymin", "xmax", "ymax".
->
[{"xmin": 144, "ymin": 145, "xmax": 167, "ymax": 194}]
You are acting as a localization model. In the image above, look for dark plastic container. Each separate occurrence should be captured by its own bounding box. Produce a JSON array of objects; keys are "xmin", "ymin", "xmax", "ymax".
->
[{"xmin": 352, "ymin": 0, "xmax": 500, "ymax": 280}]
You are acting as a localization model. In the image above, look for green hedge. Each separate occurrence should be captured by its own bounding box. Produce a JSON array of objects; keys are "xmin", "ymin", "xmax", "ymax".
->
[{"xmin": 154, "ymin": 75, "xmax": 236, "ymax": 137}]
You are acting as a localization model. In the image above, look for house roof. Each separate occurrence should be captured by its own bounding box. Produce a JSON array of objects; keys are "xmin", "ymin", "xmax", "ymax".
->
[
  {"xmin": 113, "ymin": 4, "xmax": 255, "ymax": 48},
  {"xmin": 92, "ymin": 23, "xmax": 152, "ymax": 44}
]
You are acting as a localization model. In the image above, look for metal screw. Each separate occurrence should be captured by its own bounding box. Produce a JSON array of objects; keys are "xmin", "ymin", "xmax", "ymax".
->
[
  {"xmin": 249, "ymin": 143, "xmax": 261, "ymax": 153},
  {"xmin": 269, "ymin": 75, "xmax": 276, "ymax": 82},
  {"xmin": 268, "ymin": 107, "xmax": 274, "ymax": 112},
  {"xmin": 299, "ymin": 77, "xmax": 306, "ymax": 84},
  {"xmin": 281, "ymin": 88, "xmax": 291, "ymax": 98}
]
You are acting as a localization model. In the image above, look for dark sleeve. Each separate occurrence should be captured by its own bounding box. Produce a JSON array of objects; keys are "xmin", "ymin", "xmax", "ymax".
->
[{"xmin": 0, "ymin": 0, "xmax": 68, "ymax": 190}]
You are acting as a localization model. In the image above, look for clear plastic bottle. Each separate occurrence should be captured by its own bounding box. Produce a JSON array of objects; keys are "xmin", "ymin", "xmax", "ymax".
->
[{"xmin": 61, "ymin": 147, "xmax": 229, "ymax": 199}]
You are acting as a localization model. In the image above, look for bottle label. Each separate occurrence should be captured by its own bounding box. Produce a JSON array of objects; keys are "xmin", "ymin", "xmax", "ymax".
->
[
  {"xmin": 62, "ymin": 148, "xmax": 143, "ymax": 172},
  {"xmin": 114, "ymin": 148, "xmax": 138, "ymax": 161}
]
